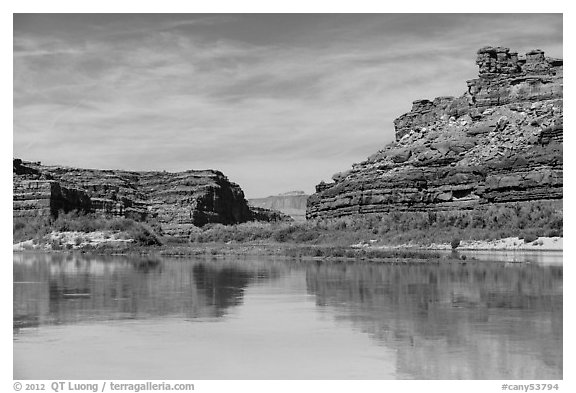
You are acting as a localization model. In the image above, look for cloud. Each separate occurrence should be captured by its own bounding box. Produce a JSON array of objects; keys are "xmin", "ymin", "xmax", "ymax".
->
[{"xmin": 13, "ymin": 14, "xmax": 563, "ymax": 197}]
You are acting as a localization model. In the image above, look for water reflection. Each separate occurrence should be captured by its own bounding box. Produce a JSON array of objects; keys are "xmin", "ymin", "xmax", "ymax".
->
[
  {"xmin": 193, "ymin": 264, "xmax": 275, "ymax": 315},
  {"xmin": 306, "ymin": 261, "xmax": 562, "ymax": 379},
  {"xmin": 444, "ymin": 250, "xmax": 563, "ymax": 264},
  {"xmin": 13, "ymin": 253, "xmax": 281, "ymax": 329},
  {"xmin": 14, "ymin": 253, "xmax": 562, "ymax": 380}
]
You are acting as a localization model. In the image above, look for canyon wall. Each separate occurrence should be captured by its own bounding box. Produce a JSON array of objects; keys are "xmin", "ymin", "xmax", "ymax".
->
[
  {"xmin": 307, "ymin": 47, "xmax": 562, "ymax": 219},
  {"xmin": 13, "ymin": 159, "xmax": 261, "ymax": 237}
]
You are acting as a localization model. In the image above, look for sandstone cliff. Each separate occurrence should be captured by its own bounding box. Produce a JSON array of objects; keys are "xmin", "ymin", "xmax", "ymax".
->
[
  {"xmin": 307, "ymin": 47, "xmax": 562, "ymax": 220},
  {"xmin": 13, "ymin": 159, "xmax": 260, "ymax": 237}
]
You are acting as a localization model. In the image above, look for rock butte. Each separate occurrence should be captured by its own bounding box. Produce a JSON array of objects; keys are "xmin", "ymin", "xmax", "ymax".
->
[
  {"xmin": 13, "ymin": 160, "xmax": 287, "ymax": 238},
  {"xmin": 307, "ymin": 47, "xmax": 563, "ymax": 219}
]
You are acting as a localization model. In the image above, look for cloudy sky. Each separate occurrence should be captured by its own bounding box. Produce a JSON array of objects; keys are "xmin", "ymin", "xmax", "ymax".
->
[{"xmin": 13, "ymin": 14, "xmax": 562, "ymax": 198}]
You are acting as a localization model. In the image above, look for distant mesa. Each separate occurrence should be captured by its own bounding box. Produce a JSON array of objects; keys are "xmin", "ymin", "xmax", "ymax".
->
[
  {"xmin": 249, "ymin": 191, "xmax": 309, "ymax": 222},
  {"xmin": 13, "ymin": 159, "xmax": 286, "ymax": 238},
  {"xmin": 278, "ymin": 191, "xmax": 307, "ymax": 196},
  {"xmin": 307, "ymin": 47, "xmax": 562, "ymax": 220}
]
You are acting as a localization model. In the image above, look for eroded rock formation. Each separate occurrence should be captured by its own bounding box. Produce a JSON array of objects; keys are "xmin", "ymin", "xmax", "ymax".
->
[
  {"xmin": 13, "ymin": 159, "xmax": 92, "ymax": 218},
  {"xmin": 13, "ymin": 159, "xmax": 261, "ymax": 237},
  {"xmin": 307, "ymin": 47, "xmax": 563, "ymax": 219}
]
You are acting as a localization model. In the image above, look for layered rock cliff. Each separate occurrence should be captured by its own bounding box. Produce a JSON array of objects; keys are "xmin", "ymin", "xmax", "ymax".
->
[
  {"xmin": 13, "ymin": 159, "xmax": 260, "ymax": 237},
  {"xmin": 13, "ymin": 159, "xmax": 93, "ymax": 218},
  {"xmin": 307, "ymin": 47, "xmax": 562, "ymax": 219}
]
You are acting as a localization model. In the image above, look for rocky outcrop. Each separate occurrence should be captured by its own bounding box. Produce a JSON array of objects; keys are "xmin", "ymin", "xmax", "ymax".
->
[
  {"xmin": 249, "ymin": 191, "xmax": 308, "ymax": 222},
  {"xmin": 13, "ymin": 160, "xmax": 260, "ymax": 237},
  {"xmin": 307, "ymin": 47, "xmax": 562, "ymax": 219},
  {"xmin": 136, "ymin": 170, "xmax": 252, "ymax": 237},
  {"xmin": 13, "ymin": 159, "xmax": 92, "ymax": 218}
]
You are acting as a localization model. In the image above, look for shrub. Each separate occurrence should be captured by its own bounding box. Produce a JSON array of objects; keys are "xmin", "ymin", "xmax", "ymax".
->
[
  {"xmin": 451, "ymin": 238, "xmax": 461, "ymax": 249},
  {"xmin": 14, "ymin": 221, "xmax": 26, "ymax": 231},
  {"xmin": 293, "ymin": 230, "xmax": 320, "ymax": 243},
  {"xmin": 522, "ymin": 233, "xmax": 539, "ymax": 243},
  {"xmin": 329, "ymin": 247, "xmax": 345, "ymax": 257},
  {"xmin": 272, "ymin": 229, "xmax": 289, "ymax": 243},
  {"xmin": 334, "ymin": 221, "xmax": 347, "ymax": 230},
  {"xmin": 13, "ymin": 216, "xmax": 52, "ymax": 243},
  {"xmin": 128, "ymin": 225, "xmax": 161, "ymax": 246},
  {"xmin": 271, "ymin": 225, "xmax": 297, "ymax": 243},
  {"xmin": 50, "ymin": 238, "xmax": 62, "ymax": 250},
  {"xmin": 107, "ymin": 217, "xmax": 136, "ymax": 231}
]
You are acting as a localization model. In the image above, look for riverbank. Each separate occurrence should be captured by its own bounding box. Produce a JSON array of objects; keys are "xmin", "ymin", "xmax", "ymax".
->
[
  {"xmin": 13, "ymin": 230, "xmax": 563, "ymax": 266},
  {"xmin": 12, "ymin": 212, "xmax": 562, "ymax": 263},
  {"xmin": 13, "ymin": 237, "xmax": 447, "ymax": 261},
  {"xmin": 14, "ymin": 230, "xmax": 563, "ymax": 253},
  {"xmin": 363, "ymin": 236, "xmax": 563, "ymax": 252}
]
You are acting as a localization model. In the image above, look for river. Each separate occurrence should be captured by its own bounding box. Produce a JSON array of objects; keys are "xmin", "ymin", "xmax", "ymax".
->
[{"xmin": 13, "ymin": 252, "xmax": 562, "ymax": 380}]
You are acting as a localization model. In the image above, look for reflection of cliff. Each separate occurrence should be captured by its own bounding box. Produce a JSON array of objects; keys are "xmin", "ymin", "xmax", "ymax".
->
[
  {"xmin": 306, "ymin": 262, "xmax": 562, "ymax": 379},
  {"xmin": 193, "ymin": 263, "xmax": 276, "ymax": 317},
  {"xmin": 13, "ymin": 253, "xmax": 278, "ymax": 329}
]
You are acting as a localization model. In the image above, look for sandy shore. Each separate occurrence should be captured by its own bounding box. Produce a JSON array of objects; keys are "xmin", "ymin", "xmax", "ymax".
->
[
  {"xmin": 375, "ymin": 236, "xmax": 563, "ymax": 251},
  {"xmin": 14, "ymin": 231, "xmax": 562, "ymax": 255},
  {"xmin": 13, "ymin": 230, "xmax": 133, "ymax": 251}
]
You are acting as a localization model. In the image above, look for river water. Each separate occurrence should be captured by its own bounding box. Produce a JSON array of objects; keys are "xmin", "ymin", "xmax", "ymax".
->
[{"xmin": 13, "ymin": 252, "xmax": 562, "ymax": 380}]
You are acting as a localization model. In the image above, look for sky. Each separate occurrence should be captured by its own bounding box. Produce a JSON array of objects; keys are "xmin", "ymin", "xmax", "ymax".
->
[{"xmin": 13, "ymin": 13, "xmax": 563, "ymax": 198}]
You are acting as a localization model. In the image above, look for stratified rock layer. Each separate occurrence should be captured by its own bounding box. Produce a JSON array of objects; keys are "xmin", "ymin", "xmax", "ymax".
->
[
  {"xmin": 307, "ymin": 47, "xmax": 562, "ymax": 219},
  {"xmin": 13, "ymin": 160, "xmax": 254, "ymax": 237},
  {"xmin": 13, "ymin": 159, "xmax": 92, "ymax": 218}
]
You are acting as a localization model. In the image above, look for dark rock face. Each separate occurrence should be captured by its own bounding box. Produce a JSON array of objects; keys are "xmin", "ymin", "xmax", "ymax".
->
[
  {"xmin": 13, "ymin": 159, "xmax": 92, "ymax": 218},
  {"xmin": 13, "ymin": 160, "xmax": 255, "ymax": 237},
  {"xmin": 307, "ymin": 47, "xmax": 562, "ymax": 220}
]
